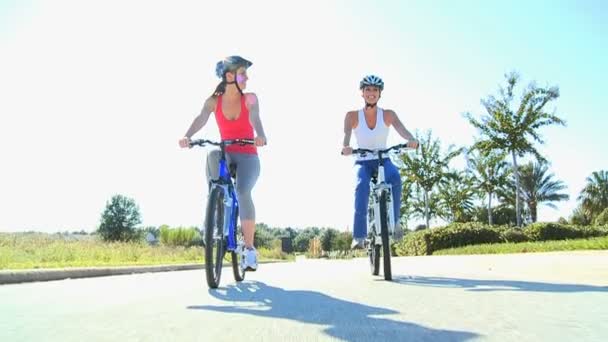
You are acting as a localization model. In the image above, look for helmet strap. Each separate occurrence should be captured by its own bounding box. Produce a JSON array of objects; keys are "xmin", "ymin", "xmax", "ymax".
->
[{"xmin": 223, "ymin": 74, "xmax": 244, "ymax": 95}]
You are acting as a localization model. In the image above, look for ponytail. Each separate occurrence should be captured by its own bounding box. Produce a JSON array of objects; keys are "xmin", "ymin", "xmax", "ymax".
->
[{"xmin": 212, "ymin": 80, "xmax": 226, "ymax": 97}]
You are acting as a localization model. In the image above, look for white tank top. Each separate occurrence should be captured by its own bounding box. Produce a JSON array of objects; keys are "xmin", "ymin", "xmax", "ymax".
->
[{"xmin": 353, "ymin": 107, "xmax": 389, "ymax": 161}]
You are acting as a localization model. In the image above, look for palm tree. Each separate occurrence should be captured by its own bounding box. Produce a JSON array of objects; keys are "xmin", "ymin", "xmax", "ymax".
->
[
  {"xmin": 438, "ymin": 171, "xmax": 476, "ymax": 223},
  {"xmin": 466, "ymin": 72, "xmax": 565, "ymax": 226},
  {"xmin": 570, "ymin": 205, "xmax": 592, "ymax": 226},
  {"xmin": 466, "ymin": 149, "xmax": 511, "ymax": 225},
  {"xmin": 409, "ymin": 185, "xmax": 444, "ymax": 228},
  {"xmin": 518, "ymin": 162, "xmax": 569, "ymax": 222},
  {"xmin": 398, "ymin": 131, "xmax": 462, "ymax": 228},
  {"xmin": 496, "ymin": 183, "xmax": 529, "ymax": 224},
  {"xmin": 578, "ymin": 170, "xmax": 608, "ymax": 220},
  {"xmin": 399, "ymin": 177, "xmax": 415, "ymax": 229}
]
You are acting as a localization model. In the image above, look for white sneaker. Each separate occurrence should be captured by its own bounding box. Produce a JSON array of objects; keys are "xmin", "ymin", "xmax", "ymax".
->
[{"xmin": 242, "ymin": 247, "xmax": 258, "ymax": 271}]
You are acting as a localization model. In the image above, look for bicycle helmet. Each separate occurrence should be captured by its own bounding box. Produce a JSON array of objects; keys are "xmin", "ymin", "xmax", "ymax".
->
[
  {"xmin": 359, "ymin": 75, "xmax": 384, "ymax": 91},
  {"xmin": 215, "ymin": 55, "xmax": 253, "ymax": 79}
]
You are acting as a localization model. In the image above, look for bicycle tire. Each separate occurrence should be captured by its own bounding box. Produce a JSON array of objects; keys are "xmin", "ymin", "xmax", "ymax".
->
[
  {"xmin": 205, "ymin": 186, "xmax": 226, "ymax": 289},
  {"xmin": 231, "ymin": 206, "xmax": 246, "ymax": 282},
  {"xmin": 379, "ymin": 191, "xmax": 392, "ymax": 280},
  {"xmin": 369, "ymin": 236, "xmax": 380, "ymax": 276}
]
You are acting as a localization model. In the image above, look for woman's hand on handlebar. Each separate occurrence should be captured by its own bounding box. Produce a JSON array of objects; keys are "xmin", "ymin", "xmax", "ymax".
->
[
  {"xmin": 254, "ymin": 136, "xmax": 267, "ymax": 147},
  {"xmin": 406, "ymin": 140, "xmax": 419, "ymax": 149},
  {"xmin": 179, "ymin": 137, "xmax": 191, "ymax": 148}
]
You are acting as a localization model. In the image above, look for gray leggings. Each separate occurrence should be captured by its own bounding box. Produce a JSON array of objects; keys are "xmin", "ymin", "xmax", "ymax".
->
[{"xmin": 206, "ymin": 150, "xmax": 260, "ymax": 221}]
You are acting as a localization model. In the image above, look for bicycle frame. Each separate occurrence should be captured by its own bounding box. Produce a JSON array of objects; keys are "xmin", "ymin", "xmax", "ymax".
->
[
  {"xmin": 213, "ymin": 155, "xmax": 240, "ymax": 251},
  {"xmin": 368, "ymin": 159, "xmax": 396, "ymax": 243},
  {"xmin": 348, "ymin": 143, "xmax": 413, "ymax": 281},
  {"xmin": 349, "ymin": 144, "xmax": 411, "ymax": 243},
  {"xmin": 191, "ymin": 138, "xmax": 254, "ymax": 252},
  {"xmin": 208, "ymin": 143, "xmax": 245, "ymax": 252}
]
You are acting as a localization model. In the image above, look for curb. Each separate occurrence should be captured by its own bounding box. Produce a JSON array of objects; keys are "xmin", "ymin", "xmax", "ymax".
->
[
  {"xmin": 0, "ymin": 260, "xmax": 288, "ymax": 285},
  {"xmin": 0, "ymin": 264, "xmax": 203, "ymax": 285}
]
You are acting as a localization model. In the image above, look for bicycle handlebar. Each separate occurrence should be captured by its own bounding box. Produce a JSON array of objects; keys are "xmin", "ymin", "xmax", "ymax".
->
[
  {"xmin": 345, "ymin": 143, "xmax": 415, "ymax": 157},
  {"xmin": 189, "ymin": 138, "xmax": 255, "ymax": 148}
]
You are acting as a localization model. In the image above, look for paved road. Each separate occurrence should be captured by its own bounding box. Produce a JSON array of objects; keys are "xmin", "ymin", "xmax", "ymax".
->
[{"xmin": 2, "ymin": 251, "xmax": 607, "ymax": 341}]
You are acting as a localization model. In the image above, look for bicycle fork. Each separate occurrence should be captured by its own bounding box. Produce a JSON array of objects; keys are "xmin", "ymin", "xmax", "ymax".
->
[{"xmin": 368, "ymin": 165, "xmax": 396, "ymax": 245}]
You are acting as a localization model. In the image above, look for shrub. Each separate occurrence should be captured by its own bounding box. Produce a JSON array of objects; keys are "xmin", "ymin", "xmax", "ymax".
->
[
  {"xmin": 523, "ymin": 223, "xmax": 583, "ymax": 241},
  {"xmin": 499, "ymin": 229, "xmax": 529, "ymax": 243},
  {"xmin": 159, "ymin": 226, "xmax": 201, "ymax": 247},
  {"xmin": 396, "ymin": 222, "xmax": 502, "ymax": 256}
]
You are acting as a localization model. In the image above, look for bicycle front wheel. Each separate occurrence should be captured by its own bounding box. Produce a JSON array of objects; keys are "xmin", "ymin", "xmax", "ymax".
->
[
  {"xmin": 231, "ymin": 206, "xmax": 246, "ymax": 282},
  {"xmin": 369, "ymin": 236, "xmax": 380, "ymax": 276},
  {"xmin": 205, "ymin": 186, "xmax": 226, "ymax": 289},
  {"xmin": 379, "ymin": 191, "xmax": 392, "ymax": 281}
]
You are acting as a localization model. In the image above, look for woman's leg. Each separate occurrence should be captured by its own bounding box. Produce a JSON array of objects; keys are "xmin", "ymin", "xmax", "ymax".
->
[
  {"xmin": 383, "ymin": 159, "xmax": 403, "ymax": 237},
  {"xmin": 353, "ymin": 161, "xmax": 373, "ymax": 239},
  {"xmin": 231, "ymin": 153, "xmax": 261, "ymax": 249},
  {"xmin": 205, "ymin": 149, "xmax": 222, "ymax": 185}
]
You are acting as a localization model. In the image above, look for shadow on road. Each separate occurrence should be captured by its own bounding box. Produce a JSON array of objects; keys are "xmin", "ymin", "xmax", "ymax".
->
[
  {"xmin": 391, "ymin": 276, "xmax": 608, "ymax": 293},
  {"xmin": 187, "ymin": 281, "xmax": 479, "ymax": 342}
]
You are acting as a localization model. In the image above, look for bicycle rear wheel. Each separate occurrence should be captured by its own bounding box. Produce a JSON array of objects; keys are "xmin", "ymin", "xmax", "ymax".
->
[
  {"xmin": 231, "ymin": 207, "xmax": 246, "ymax": 282},
  {"xmin": 379, "ymin": 191, "xmax": 392, "ymax": 280},
  {"xmin": 205, "ymin": 186, "xmax": 226, "ymax": 289}
]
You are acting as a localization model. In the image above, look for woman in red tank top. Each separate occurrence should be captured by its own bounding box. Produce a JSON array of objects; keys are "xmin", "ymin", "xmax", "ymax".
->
[{"xmin": 179, "ymin": 56, "xmax": 267, "ymax": 271}]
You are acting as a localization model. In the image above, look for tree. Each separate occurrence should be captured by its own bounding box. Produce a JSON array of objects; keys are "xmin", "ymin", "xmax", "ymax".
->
[
  {"xmin": 321, "ymin": 228, "xmax": 338, "ymax": 252},
  {"xmin": 293, "ymin": 228, "xmax": 319, "ymax": 252},
  {"xmin": 578, "ymin": 170, "xmax": 608, "ymax": 221},
  {"xmin": 518, "ymin": 162, "xmax": 569, "ymax": 222},
  {"xmin": 97, "ymin": 195, "xmax": 142, "ymax": 242},
  {"xmin": 593, "ymin": 207, "xmax": 608, "ymax": 226},
  {"xmin": 438, "ymin": 171, "xmax": 476, "ymax": 223},
  {"xmin": 471, "ymin": 204, "xmax": 517, "ymax": 226},
  {"xmin": 399, "ymin": 177, "xmax": 415, "ymax": 229},
  {"xmin": 409, "ymin": 185, "xmax": 444, "ymax": 227},
  {"xmin": 570, "ymin": 205, "xmax": 592, "ymax": 226},
  {"xmin": 496, "ymin": 181, "xmax": 531, "ymax": 225},
  {"xmin": 334, "ymin": 231, "xmax": 353, "ymax": 252},
  {"xmin": 254, "ymin": 223, "xmax": 275, "ymax": 249},
  {"xmin": 466, "ymin": 149, "xmax": 511, "ymax": 225},
  {"xmin": 398, "ymin": 131, "xmax": 462, "ymax": 228},
  {"xmin": 283, "ymin": 227, "xmax": 298, "ymax": 239},
  {"xmin": 466, "ymin": 72, "xmax": 565, "ymax": 226}
]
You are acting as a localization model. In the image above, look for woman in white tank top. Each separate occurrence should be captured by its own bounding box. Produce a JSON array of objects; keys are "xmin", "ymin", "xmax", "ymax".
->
[{"xmin": 341, "ymin": 75, "xmax": 419, "ymax": 249}]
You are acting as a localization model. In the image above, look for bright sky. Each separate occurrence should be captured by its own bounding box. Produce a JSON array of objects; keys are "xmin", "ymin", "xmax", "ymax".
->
[{"xmin": 1, "ymin": 0, "xmax": 606, "ymax": 233}]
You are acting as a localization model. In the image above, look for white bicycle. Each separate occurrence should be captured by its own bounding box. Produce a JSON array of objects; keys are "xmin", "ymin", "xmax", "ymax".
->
[{"xmin": 350, "ymin": 143, "xmax": 413, "ymax": 281}]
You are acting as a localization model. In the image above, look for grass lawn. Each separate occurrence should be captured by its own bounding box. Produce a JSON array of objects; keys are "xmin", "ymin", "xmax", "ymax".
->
[{"xmin": 0, "ymin": 233, "xmax": 292, "ymax": 270}]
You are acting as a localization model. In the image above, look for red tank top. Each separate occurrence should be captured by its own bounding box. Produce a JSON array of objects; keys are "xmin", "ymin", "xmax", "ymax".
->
[{"xmin": 214, "ymin": 95, "xmax": 257, "ymax": 154}]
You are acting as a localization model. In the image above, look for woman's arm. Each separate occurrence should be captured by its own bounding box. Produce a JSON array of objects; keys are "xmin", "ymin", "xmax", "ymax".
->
[
  {"xmin": 184, "ymin": 97, "xmax": 215, "ymax": 139},
  {"xmin": 247, "ymin": 93, "xmax": 267, "ymax": 145}
]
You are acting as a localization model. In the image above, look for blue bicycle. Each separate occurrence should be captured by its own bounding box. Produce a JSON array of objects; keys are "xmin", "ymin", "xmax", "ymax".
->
[{"xmin": 190, "ymin": 138, "xmax": 254, "ymax": 289}]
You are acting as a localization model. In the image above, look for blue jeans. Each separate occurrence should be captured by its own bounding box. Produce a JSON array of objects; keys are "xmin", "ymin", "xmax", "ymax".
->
[{"xmin": 353, "ymin": 159, "xmax": 401, "ymax": 239}]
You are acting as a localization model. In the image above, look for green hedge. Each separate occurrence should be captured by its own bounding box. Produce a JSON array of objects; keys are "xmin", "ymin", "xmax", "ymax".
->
[
  {"xmin": 524, "ymin": 223, "xmax": 608, "ymax": 241},
  {"xmin": 396, "ymin": 222, "xmax": 608, "ymax": 256}
]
